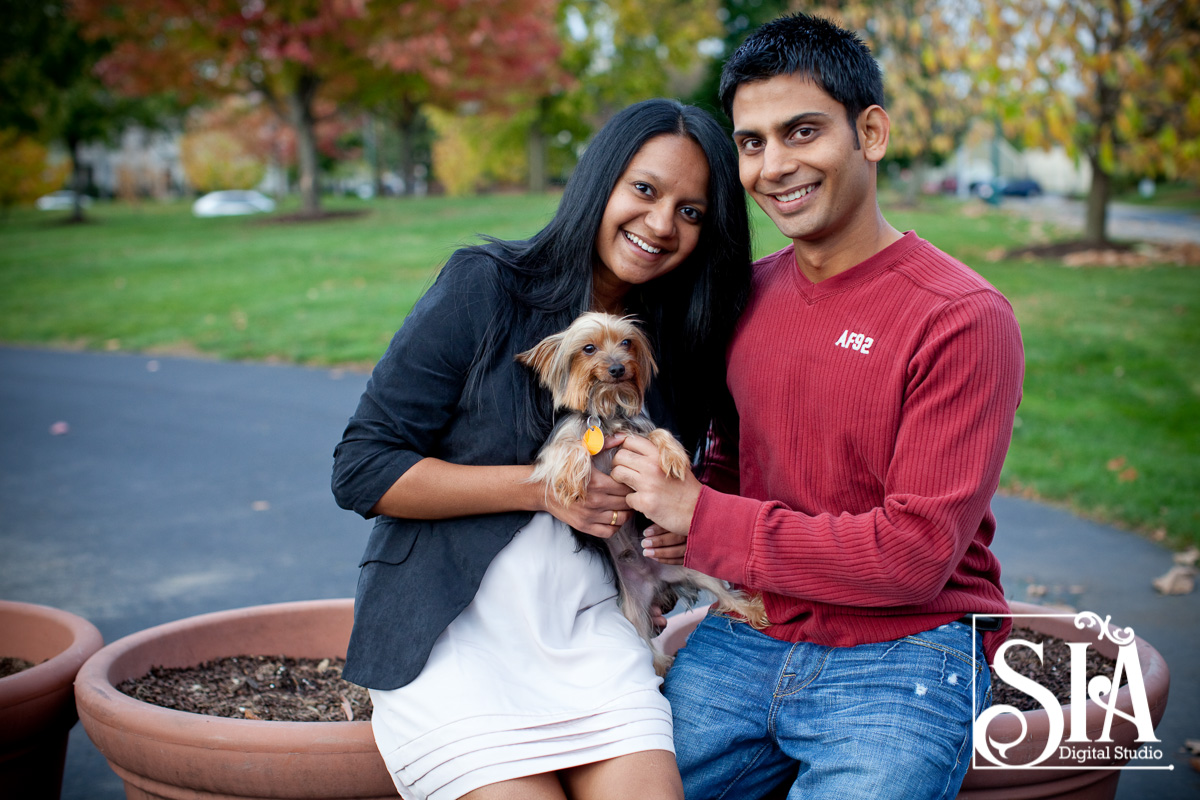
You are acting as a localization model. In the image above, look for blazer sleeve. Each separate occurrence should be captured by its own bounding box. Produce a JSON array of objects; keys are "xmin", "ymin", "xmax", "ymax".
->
[{"xmin": 331, "ymin": 251, "xmax": 503, "ymax": 518}]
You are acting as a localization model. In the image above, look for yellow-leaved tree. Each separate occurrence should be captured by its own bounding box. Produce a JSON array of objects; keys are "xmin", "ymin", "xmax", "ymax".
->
[
  {"xmin": 0, "ymin": 130, "xmax": 70, "ymax": 214},
  {"xmin": 969, "ymin": 0, "xmax": 1200, "ymax": 243}
]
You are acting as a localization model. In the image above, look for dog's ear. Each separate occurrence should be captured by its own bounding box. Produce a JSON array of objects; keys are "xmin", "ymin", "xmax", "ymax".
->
[
  {"xmin": 516, "ymin": 332, "xmax": 565, "ymax": 388},
  {"xmin": 629, "ymin": 324, "xmax": 658, "ymax": 381}
]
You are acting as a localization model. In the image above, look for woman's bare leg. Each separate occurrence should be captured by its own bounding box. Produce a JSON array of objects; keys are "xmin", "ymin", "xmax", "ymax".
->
[
  {"xmin": 560, "ymin": 750, "xmax": 684, "ymax": 800},
  {"xmin": 460, "ymin": 772, "xmax": 568, "ymax": 800}
]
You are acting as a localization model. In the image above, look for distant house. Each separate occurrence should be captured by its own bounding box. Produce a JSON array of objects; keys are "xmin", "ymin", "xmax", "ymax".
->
[
  {"xmin": 928, "ymin": 120, "xmax": 1092, "ymax": 197},
  {"xmin": 69, "ymin": 127, "xmax": 185, "ymax": 199}
]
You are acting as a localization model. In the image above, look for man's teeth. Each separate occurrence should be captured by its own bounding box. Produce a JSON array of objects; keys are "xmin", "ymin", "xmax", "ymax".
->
[
  {"xmin": 775, "ymin": 185, "xmax": 815, "ymax": 202},
  {"xmin": 624, "ymin": 231, "xmax": 662, "ymax": 254}
]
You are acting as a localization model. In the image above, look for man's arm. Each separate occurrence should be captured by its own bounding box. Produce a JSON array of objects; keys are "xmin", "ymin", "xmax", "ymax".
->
[{"xmin": 618, "ymin": 291, "xmax": 1024, "ymax": 607}]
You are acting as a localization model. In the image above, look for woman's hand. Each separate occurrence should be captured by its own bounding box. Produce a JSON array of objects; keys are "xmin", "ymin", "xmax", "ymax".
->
[
  {"xmin": 640, "ymin": 523, "xmax": 688, "ymax": 565},
  {"xmin": 542, "ymin": 435, "xmax": 633, "ymax": 539},
  {"xmin": 544, "ymin": 468, "xmax": 633, "ymax": 538}
]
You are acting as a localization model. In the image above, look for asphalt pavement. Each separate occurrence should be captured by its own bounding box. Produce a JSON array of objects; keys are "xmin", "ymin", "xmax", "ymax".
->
[{"xmin": 1, "ymin": 346, "xmax": 1196, "ymax": 799}]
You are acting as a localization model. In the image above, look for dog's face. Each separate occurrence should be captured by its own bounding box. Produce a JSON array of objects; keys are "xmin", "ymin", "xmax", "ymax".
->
[{"xmin": 518, "ymin": 312, "xmax": 657, "ymax": 418}]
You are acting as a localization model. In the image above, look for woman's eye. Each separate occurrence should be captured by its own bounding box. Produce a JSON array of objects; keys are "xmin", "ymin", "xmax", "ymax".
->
[
  {"xmin": 582, "ymin": 344, "xmax": 596, "ymax": 355},
  {"xmin": 633, "ymin": 181, "xmax": 653, "ymax": 196},
  {"xmin": 681, "ymin": 206, "xmax": 703, "ymax": 222}
]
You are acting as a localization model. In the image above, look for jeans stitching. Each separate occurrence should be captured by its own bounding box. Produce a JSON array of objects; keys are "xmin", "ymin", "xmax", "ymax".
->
[
  {"xmin": 900, "ymin": 635, "xmax": 980, "ymax": 672},
  {"xmin": 773, "ymin": 646, "xmax": 832, "ymax": 699},
  {"xmin": 713, "ymin": 741, "xmax": 781, "ymax": 800}
]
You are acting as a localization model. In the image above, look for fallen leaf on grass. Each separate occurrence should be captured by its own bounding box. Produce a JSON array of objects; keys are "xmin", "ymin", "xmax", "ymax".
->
[
  {"xmin": 1152, "ymin": 565, "xmax": 1196, "ymax": 595},
  {"xmin": 1117, "ymin": 467, "xmax": 1139, "ymax": 483},
  {"xmin": 1106, "ymin": 456, "xmax": 1127, "ymax": 471}
]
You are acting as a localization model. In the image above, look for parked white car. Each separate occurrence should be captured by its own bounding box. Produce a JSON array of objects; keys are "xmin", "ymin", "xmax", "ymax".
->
[
  {"xmin": 36, "ymin": 190, "xmax": 92, "ymax": 210},
  {"xmin": 192, "ymin": 190, "xmax": 276, "ymax": 217}
]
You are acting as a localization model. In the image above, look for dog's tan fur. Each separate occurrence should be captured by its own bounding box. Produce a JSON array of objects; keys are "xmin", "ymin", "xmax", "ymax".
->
[{"xmin": 518, "ymin": 312, "xmax": 768, "ymax": 675}]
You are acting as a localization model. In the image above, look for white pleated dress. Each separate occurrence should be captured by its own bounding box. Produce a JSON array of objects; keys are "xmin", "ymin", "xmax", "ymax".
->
[{"xmin": 369, "ymin": 511, "xmax": 674, "ymax": 800}]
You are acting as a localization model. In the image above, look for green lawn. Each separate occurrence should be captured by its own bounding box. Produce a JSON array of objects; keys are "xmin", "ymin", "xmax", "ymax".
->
[{"xmin": 2, "ymin": 193, "xmax": 1197, "ymax": 548}]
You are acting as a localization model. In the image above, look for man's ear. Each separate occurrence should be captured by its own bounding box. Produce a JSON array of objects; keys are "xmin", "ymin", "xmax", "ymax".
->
[{"xmin": 858, "ymin": 105, "xmax": 890, "ymax": 164}]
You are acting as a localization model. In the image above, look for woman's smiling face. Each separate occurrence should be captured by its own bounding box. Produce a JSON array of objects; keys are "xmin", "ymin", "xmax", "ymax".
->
[{"xmin": 592, "ymin": 134, "xmax": 709, "ymax": 312}]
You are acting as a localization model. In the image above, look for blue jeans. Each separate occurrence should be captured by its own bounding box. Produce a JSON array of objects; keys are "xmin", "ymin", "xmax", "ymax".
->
[{"xmin": 663, "ymin": 615, "xmax": 991, "ymax": 800}]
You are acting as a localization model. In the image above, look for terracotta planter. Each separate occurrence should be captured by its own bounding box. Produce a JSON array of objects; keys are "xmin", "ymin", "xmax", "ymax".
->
[
  {"xmin": 0, "ymin": 599, "xmax": 104, "ymax": 800},
  {"xmin": 75, "ymin": 598, "xmax": 395, "ymax": 800},
  {"xmin": 657, "ymin": 601, "xmax": 1170, "ymax": 800},
  {"xmin": 957, "ymin": 601, "xmax": 1170, "ymax": 799}
]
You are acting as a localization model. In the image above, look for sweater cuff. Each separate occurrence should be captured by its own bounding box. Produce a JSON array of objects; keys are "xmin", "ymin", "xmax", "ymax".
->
[{"xmin": 685, "ymin": 485, "xmax": 763, "ymax": 586}]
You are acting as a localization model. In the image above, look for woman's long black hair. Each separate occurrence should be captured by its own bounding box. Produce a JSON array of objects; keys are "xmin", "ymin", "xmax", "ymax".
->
[{"xmin": 466, "ymin": 98, "xmax": 753, "ymax": 455}]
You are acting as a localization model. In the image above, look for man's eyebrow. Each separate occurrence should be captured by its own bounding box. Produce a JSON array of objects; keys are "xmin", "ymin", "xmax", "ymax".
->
[{"xmin": 733, "ymin": 111, "xmax": 834, "ymax": 139}]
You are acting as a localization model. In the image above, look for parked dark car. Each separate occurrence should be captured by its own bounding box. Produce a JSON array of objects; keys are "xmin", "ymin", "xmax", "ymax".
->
[{"xmin": 1000, "ymin": 178, "xmax": 1043, "ymax": 197}]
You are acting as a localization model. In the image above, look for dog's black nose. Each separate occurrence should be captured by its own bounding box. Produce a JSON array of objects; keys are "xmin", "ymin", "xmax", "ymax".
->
[{"xmin": 608, "ymin": 363, "xmax": 626, "ymax": 379}]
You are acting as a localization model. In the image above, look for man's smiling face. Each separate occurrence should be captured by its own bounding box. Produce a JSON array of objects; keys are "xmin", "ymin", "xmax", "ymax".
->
[{"xmin": 731, "ymin": 72, "xmax": 878, "ymax": 249}]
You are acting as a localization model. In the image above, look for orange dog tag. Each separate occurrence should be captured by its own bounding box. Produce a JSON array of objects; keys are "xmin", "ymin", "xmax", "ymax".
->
[{"xmin": 583, "ymin": 425, "xmax": 604, "ymax": 455}]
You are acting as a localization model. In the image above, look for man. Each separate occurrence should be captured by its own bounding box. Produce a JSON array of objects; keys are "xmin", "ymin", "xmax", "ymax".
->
[{"xmin": 611, "ymin": 13, "xmax": 1024, "ymax": 799}]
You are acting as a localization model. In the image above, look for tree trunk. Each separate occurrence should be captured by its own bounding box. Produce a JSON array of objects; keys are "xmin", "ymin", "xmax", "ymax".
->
[
  {"xmin": 365, "ymin": 114, "xmax": 384, "ymax": 198},
  {"xmin": 69, "ymin": 136, "xmax": 86, "ymax": 224},
  {"xmin": 395, "ymin": 97, "xmax": 420, "ymax": 197},
  {"xmin": 527, "ymin": 97, "xmax": 550, "ymax": 193},
  {"xmin": 1084, "ymin": 156, "xmax": 1110, "ymax": 245},
  {"xmin": 286, "ymin": 75, "xmax": 321, "ymax": 217}
]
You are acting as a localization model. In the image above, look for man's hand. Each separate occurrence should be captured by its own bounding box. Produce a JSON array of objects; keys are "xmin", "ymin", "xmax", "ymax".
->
[{"xmin": 610, "ymin": 434, "xmax": 703, "ymax": 554}]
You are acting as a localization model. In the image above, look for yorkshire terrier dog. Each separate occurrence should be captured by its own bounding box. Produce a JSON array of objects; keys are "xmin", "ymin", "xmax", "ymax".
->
[{"xmin": 518, "ymin": 312, "xmax": 768, "ymax": 675}]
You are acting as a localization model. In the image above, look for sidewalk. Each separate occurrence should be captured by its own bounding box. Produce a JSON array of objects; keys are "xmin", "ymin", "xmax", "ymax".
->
[{"xmin": 1, "ymin": 346, "xmax": 1196, "ymax": 799}]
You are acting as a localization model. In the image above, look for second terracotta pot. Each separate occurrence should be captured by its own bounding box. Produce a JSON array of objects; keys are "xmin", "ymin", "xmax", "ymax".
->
[{"xmin": 75, "ymin": 598, "xmax": 394, "ymax": 800}]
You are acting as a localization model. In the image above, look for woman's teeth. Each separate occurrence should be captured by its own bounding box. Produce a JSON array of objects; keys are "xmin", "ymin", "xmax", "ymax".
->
[{"xmin": 624, "ymin": 231, "xmax": 662, "ymax": 254}]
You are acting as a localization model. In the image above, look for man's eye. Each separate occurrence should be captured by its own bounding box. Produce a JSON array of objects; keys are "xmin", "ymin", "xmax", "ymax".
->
[{"xmin": 582, "ymin": 344, "xmax": 596, "ymax": 355}]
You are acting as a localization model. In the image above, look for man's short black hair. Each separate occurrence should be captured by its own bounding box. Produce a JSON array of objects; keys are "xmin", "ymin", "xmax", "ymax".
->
[{"xmin": 719, "ymin": 13, "xmax": 885, "ymax": 142}]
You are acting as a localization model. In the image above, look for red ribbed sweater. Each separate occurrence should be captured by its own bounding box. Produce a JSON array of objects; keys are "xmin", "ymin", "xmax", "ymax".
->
[{"xmin": 687, "ymin": 232, "xmax": 1024, "ymax": 662}]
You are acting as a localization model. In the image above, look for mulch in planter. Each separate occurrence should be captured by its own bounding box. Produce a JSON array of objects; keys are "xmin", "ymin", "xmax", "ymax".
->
[
  {"xmin": 997, "ymin": 626, "xmax": 1123, "ymax": 712},
  {"xmin": 117, "ymin": 655, "xmax": 373, "ymax": 722},
  {"xmin": 0, "ymin": 656, "xmax": 37, "ymax": 679},
  {"xmin": 113, "ymin": 626, "xmax": 1124, "ymax": 722}
]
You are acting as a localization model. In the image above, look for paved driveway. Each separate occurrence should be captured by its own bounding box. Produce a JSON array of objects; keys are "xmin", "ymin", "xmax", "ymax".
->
[{"xmin": 1, "ymin": 347, "xmax": 1195, "ymax": 799}]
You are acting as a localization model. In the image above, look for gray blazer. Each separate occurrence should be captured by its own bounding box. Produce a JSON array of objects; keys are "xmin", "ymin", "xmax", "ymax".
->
[{"xmin": 332, "ymin": 249, "xmax": 542, "ymax": 690}]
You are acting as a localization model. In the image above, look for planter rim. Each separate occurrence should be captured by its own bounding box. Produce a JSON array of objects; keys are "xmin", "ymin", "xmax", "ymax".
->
[
  {"xmin": 75, "ymin": 598, "xmax": 371, "ymax": 753},
  {"xmin": 0, "ymin": 599, "xmax": 103, "ymax": 704}
]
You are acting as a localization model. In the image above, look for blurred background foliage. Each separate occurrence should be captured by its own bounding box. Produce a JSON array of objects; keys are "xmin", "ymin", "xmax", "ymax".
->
[{"xmin": 0, "ymin": 0, "xmax": 1195, "ymax": 240}]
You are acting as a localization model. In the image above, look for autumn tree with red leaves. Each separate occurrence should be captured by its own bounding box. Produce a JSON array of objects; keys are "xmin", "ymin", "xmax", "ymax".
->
[{"xmin": 74, "ymin": 0, "xmax": 561, "ymax": 214}]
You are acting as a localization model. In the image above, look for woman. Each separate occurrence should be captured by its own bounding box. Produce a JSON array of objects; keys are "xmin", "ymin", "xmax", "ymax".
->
[{"xmin": 331, "ymin": 99, "xmax": 751, "ymax": 800}]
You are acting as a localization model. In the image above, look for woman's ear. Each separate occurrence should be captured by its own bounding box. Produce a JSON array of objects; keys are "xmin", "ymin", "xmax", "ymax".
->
[{"xmin": 858, "ymin": 105, "xmax": 891, "ymax": 164}]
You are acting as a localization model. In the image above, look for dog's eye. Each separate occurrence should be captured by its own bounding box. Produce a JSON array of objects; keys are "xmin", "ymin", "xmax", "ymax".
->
[
  {"xmin": 582, "ymin": 344, "xmax": 596, "ymax": 355},
  {"xmin": 620, "ymin": 339, "xmax": 631, "ymax": 348}
]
